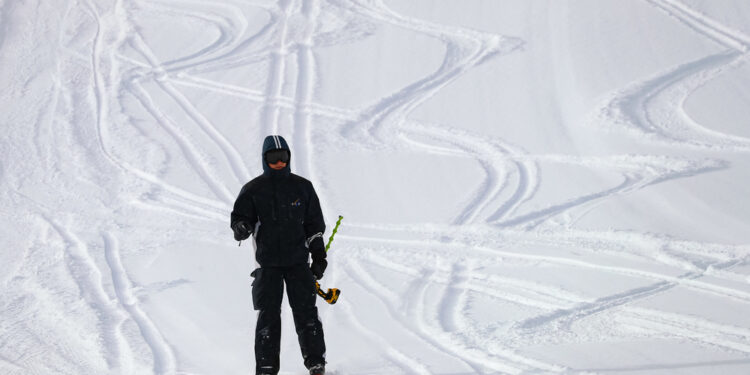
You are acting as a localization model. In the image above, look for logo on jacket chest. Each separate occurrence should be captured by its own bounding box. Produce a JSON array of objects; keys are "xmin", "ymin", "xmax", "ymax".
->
[{"xmin": 291, "ymin": 198, "xmax": 301, "ymax": 207}]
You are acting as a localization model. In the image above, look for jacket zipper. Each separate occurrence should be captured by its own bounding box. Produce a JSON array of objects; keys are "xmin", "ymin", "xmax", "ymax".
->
[
  {"xmin": 271, "ymin": 179, "xmax": 278, "ymax": 221},
  {"xmin": 271, "ymin": 179, "xmax": 281, "ymax": 256}
]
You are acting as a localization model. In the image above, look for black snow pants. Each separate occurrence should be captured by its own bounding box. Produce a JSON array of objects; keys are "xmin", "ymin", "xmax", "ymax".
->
[{"xmin": 251, "ymin": 264, "xmax": 325, "ymax": 374}]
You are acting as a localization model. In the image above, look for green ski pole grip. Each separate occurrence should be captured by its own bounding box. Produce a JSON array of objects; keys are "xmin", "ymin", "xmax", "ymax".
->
[{"xmin": 325, "ymin": 215, "xmax": 343, "ymax": 252}]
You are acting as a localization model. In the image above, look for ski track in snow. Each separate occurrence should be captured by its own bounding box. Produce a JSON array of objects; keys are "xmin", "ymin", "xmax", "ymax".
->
[
  {"xmin": 5, "ymin": 0, "xmax": 750, "ymax": 373},
  {"xmin": 593, "ymin": 0, "xmax": 750, "ymax": 151},
  {"xmin": 44, "ymin": 216, "xmax": 133, "ymax": 373},
  {"xmin": 103, "ymin": 232, "xmax": 177, "ymax": 375}
]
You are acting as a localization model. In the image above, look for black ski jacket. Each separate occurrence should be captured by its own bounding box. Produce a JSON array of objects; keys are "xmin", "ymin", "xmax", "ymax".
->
[{"xmin": 231, "ymin": 135, "xmax": 326, "ymax": 267}]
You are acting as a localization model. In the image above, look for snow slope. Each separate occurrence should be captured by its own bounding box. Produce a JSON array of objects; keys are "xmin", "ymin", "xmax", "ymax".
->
[{"xmin": 2, "ymin": 0, "xmax": 750, "ymax": 374}]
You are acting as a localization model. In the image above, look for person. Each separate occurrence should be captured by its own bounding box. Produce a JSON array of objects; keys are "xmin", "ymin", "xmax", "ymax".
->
[{"xmin": 231, "ymin": 135, "xmax": 328, "ymax": 375}]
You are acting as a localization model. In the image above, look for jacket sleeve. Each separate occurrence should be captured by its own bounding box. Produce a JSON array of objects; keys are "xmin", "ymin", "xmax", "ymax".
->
[
  {"xmin": 304, "ymin": 182, "xmax": 326, "ymax": 254},
  {"xmin": 231, "ymin": 184, "xmax": 258, "ymax": 232}
]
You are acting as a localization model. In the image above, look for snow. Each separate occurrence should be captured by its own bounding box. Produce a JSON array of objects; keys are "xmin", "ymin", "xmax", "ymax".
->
[{"xmin": 2, "ymin": 0, "xmax": 750, "ymax": 374}]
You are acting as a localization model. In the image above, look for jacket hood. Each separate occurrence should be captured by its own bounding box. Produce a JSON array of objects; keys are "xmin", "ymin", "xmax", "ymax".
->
[{"xmin": 262, "ymin": 135, "xmax": 291, "ymax": 177}]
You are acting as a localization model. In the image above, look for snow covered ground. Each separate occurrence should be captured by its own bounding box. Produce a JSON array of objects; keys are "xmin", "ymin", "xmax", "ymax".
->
[{"xmin": 2, "ymin": 0, "xmax": 750, "ymax": 374}]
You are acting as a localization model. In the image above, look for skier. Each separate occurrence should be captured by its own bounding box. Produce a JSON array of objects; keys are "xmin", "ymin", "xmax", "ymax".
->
[{"xmin": 231, "ymin": 135, "xmax": 328, "ymax": 375}]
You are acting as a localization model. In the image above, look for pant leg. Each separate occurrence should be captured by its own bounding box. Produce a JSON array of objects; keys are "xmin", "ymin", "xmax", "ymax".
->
[
  {"xmin": 284, "ymin": 264, "xmax": 326, "ymax": 369},
  {"xmin": 252, "ymin": 267, "xmax": 284, "ymax": 374}
]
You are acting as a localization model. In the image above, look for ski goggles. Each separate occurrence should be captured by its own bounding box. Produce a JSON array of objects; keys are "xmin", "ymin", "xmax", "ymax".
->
[{"xmin": 265, "ymin": 149, "xmax": 290, "ymax": 164}]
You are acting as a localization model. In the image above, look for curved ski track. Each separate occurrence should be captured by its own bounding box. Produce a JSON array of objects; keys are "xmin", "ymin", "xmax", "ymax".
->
[
  {"xmin": 593, "ymin": 0, "xmax": 750, "ymax": 151},
  {"xmin": 7, "ymin": 0, "xmax": 750, "ymax": 374}
]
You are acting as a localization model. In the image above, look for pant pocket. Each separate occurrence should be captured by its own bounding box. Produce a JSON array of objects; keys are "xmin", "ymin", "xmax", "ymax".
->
[
  {"xmin": 286, "ymin": 264, "xmax": 317, "ymax": 310},
  {"xmin": 252, "ymin": 267, "xmax": 284, "ymax": 311}
]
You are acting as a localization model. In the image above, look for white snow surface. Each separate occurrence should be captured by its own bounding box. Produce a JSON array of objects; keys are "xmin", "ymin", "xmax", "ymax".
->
[{"xmin": 2, "ymin": 0, "xmax": 750, "ymax": 374}]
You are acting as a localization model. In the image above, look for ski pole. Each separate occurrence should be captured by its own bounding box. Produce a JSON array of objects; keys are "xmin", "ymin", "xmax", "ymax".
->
[{"xmin": 316, "ymin": 215, "xmax": 343, "ymax": 304}]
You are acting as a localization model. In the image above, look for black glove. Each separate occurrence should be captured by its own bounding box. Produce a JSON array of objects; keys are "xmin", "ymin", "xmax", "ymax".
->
[
  {"xmin": 232, "ymin": 221, "xmax": 251, "ymax": 241},
  {"xmin": 311, "ymin": 258, "xmax": 327, "ymax": 280},
  {"xmin": 309, "ymin": 237, "xmax": 327, "ymax": 280}
]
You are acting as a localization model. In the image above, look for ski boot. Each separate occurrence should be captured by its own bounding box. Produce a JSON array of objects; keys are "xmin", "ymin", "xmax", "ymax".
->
[{"xmin": 308, "ymin": 363, "xmax": 325, "ymax": 375}]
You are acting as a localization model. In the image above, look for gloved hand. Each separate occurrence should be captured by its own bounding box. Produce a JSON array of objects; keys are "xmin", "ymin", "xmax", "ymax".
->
[
  {"xmin": 311, "ymin": 257, "xmax": 327, "ymax": 280},
  {"xmin": 232, "ymin": 221, "xmax": 251, "ymax": 241},
  {"xmin": 309, "ymin": 237, "xmax": 327, "ymax": 280}
]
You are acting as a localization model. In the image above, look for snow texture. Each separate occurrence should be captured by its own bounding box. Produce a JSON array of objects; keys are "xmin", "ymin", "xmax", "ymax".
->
[{"xmin": 1, "ymin": 0, "xmax": 750, "ymax": 374}]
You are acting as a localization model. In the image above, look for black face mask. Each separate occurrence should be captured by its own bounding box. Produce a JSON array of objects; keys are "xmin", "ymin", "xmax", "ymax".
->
[{"xmin": 265, "ymin": 149, "xmax": 289, "ymax": 164}]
